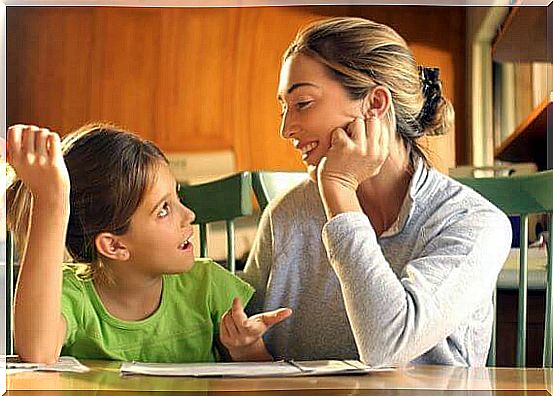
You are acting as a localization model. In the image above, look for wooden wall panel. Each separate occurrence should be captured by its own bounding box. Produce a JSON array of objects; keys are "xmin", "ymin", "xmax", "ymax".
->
[
  {"xmin": 7, "ymin": 6, "xmax": 466, "ymax": 174},
  {"xmin": 7, "ymin": 8, "xmax": 95, "ymax": 133},
  {"xmin": 155, "ymin": 8, "xmax": 240, "ymax": 152},
  {"xmin": 87, "ymin": 8, "xmax": 162, "ymax": 143}
]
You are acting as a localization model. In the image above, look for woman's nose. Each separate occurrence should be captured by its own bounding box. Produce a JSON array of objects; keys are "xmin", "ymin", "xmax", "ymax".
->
[{"xmin": 279, "ymin": 113, "xmax": 297, "ymax": 140}]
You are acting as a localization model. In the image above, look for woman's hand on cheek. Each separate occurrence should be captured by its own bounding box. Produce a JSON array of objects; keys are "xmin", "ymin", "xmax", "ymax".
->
[{"xmin": 317, "ymin": 115, "xmax": 389, "ymax": 191}]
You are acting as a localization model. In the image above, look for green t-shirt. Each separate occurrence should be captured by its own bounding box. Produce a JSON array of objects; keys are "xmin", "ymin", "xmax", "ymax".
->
[{"xmin": 60, "ymin": 258, "xmax": 254, "ymax": 363}]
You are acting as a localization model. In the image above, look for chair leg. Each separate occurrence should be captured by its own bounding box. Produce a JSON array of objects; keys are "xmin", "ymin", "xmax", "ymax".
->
[
  {"xmin": 226, "ymin": 220, "xmax": 235, "ymax": 274},
  {"xmin": 516, "ymin": 214, "xmax": 528, "ymax": 367},
  {"xmin": 199, "ymin": 223, "xmax": 208, "ymax": 258},
  {"xmin": 543, "ymin": 213, "xmax": 553, "ymax": 368}
]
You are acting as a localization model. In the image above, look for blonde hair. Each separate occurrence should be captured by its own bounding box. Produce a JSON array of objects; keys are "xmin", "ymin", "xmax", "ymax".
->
[{"xmin": 284, "ymin": 17, "xmax": 455, "ymax": 164}]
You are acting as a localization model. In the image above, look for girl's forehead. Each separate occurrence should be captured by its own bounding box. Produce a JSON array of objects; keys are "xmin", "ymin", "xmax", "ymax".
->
[
  {"xmin": 141, "ymin": 164, "xmax": 175, "ymax": 202},
  {"xmin": 148, "ymin": 163, "xmax": 174, "ymax": 188}
]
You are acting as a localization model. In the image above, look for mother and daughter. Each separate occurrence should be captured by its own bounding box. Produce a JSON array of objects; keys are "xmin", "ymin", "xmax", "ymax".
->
[{"xmin": 6, "ymin": 17, "xmax": 511, "ymax": 367}]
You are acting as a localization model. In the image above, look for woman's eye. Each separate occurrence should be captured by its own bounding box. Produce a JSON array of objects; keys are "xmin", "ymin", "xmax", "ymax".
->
[
  {"xmin": 158, "ymin": 202, "xmax": 171, "ymax": 218},
  {"xmin": 296, "ymin": 101, "xmax": 313, "ymax": 110}
]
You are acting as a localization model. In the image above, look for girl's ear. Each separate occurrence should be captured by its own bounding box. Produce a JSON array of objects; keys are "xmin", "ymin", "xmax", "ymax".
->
[
  {"xmin": 95, "ymin": 233, "xmax": 130, "ymax": 262},
  {"xmin": 362, "ymin": 85, "xmax": 392, "ymax": 118}
]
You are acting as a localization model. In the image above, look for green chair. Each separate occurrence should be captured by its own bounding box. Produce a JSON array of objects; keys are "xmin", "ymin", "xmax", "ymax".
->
[
  {"xmin": 251, "ymin": 171, "xmax": 309, "ymax": 211},
  {"xmin": 178, "ymin": 172, "xmax": 253, "ymax": 274},
  {"xmin": 456, "ymin": 170, "xmax": 553, "ymax": 368}
]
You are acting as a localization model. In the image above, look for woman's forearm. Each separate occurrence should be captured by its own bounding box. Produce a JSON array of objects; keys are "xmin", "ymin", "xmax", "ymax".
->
[
  {"xmin": 14, "ymin": 196, "xmax": 69, "ymax": 364},
  {"xmin": 318, "ymin": 179, "xmax": 362, "ymax": 219}
]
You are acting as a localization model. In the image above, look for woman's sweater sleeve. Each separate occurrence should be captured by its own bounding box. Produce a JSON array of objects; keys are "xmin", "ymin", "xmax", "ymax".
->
[{"xmin": 321, "ymin": 210, "xmax": 512, "ymax": 367}]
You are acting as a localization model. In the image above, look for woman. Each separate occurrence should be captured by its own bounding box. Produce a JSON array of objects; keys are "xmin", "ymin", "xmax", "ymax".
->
[{"xmin": 241, "ymin": 17, "xmax": 511, "ymax": 367}]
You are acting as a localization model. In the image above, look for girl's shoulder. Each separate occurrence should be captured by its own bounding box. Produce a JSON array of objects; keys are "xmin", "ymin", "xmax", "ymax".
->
[{"xmin": 62, "ymin": 263, "xmax": 91, "ymax": 287}]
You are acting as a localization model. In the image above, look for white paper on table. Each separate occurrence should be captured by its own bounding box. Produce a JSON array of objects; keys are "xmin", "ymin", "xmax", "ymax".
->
[
  {"xmin": 3, "ymin": 356, "xmax": 90, "ymax": 374},
  {"xmin": 120, "ymin": 359, "xmax": 394, "ymax": 378}
]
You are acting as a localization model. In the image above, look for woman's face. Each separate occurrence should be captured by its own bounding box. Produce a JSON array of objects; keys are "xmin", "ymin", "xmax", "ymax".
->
[{"xmin": 277, "ymin": 54, "xmax": 363, "ymax": 176}]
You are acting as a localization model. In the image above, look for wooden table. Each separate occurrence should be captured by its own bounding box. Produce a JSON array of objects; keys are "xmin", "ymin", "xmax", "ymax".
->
[{"xmin": 6, "ymin": 361, "xmax": 553, "ymax": 395}]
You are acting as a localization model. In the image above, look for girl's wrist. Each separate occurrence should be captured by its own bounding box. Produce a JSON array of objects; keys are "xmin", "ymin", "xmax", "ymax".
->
[
  {"xmin": 33, "ymin": 193, "xmax": 70, "ymax": 216},
  {"xmin": 228, "ymin": 338, "xmax": 270, "ymax": 361}
]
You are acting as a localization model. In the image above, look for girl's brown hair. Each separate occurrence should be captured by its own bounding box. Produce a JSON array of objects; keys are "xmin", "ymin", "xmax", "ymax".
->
[
  {"xmin": 283, "ymin": 17, "xmax": 455, "ymax": 165},
  {"xmin": 6, "ymin": 123, "xmax": 168, "ymax": 279}
]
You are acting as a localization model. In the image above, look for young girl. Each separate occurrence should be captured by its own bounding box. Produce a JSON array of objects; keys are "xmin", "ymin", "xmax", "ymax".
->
[{"xmin": 6, "ymin": 123, "xmax": 291, "ymax": 364}]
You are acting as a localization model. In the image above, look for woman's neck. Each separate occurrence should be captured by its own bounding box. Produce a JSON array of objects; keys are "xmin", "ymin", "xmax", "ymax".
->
[
  {"xmin": 93, "ymin": 263, "xmax": 163, "ymax": 321},
  {"xmin": 356, "ymin": 141, "xmax": 413, "ymax": 236}
]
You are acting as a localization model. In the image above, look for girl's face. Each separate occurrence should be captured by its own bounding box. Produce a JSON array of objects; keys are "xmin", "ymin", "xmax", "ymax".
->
[
  {"xmin": 120, "ymin": 163, "xmax": 196, "ymax": 276},
  {"xmin": 277, "ymin": 54, "xmax": 364, "ymax": 178}
]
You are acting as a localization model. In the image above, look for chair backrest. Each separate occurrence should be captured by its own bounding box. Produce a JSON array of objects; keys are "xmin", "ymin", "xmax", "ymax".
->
[
  {"xmin": 251, "ymin": 171, "xmax": 309, "ymax": 211},
  {"xmin": 455, "ymin": 170, "xmax": 553, "ymax": 368},
  {"xmin": 179, "ymin": 171, "xmax": 253, "ymax": 273}
]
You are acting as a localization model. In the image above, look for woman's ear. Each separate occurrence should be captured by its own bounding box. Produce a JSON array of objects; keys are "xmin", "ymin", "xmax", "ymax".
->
[
  {"xmin": 95, "ymin": 233, "xmax": 130, "ymax": 262},
  {"xmin": 362, "ymin": 85, "xmax": 392, "ymax": 118}
]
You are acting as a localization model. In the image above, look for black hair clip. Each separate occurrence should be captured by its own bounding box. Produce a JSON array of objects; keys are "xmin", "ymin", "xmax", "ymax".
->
[
  {"xmin": 417, "ymin": 66, "xmax": 441, "ymax": 129},
  {"xmin": 418, "ymin": 66, "xmax": 440, "ymax": 94}
]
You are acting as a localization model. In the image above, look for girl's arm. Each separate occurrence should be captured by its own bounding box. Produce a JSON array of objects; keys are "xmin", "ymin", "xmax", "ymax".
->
[{"xmin": 8, "ymin": 125, "xmax": 70, "ymax": 364}]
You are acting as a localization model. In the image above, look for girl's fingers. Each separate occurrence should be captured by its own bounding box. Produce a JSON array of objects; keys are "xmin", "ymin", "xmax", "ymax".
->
[
  {"xmin": 47, "ymin": 132, "xmax": 62, "ymax": 162},
  {"xmin": 260, "ymin": 308, "xmax": 293, "ymax": 327},
  {"xmin": 224, "ymin": 309, "xmax": 241, "ymax": 339},
  {"xmin": 35, "ymin": 128, "xmax": 50, "ymax": 158},
  {"xmin": 7, "ymin": 125, "xmax": 23, "ymax": 162},
  {"xmin": 222, "ymin": 313, "xmax": 236, "ymax": 341},
  {"xmin": 231, "ymin": 297, "xmax": 248, "ymax": 328},
  {"xmin": 22, "ymin": 125, "xmax": 38, "ymax": 155}
]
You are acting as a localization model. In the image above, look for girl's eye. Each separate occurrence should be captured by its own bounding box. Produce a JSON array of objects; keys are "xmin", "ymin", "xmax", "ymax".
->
[
  {"xmin": 296, "ymin": 101, "xmax": 313, "ymax": 110},
  {"xmin": 158, "ymin": 202, "xmax": 171, "ymax": 218}
]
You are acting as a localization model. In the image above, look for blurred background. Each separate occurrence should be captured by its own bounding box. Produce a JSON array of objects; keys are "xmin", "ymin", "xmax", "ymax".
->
[
  {"xmin": 7, "ymin": 6, "xmax": 469, "ymax": 176},
  {"xmin": 3, "ymin": 4, "xmax": 552, "ymax": 366}
]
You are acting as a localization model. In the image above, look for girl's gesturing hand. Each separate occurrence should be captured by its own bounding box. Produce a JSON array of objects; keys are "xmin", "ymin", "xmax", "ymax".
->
[
  {"xmin": 7, "ymin": 125, "xmax": 70, "ymax": 201},
  {"xmin": 220, "ymin": 297, "xmax": 292, "ymax": 359},
  {"xmin": 317, "ymin": 115, "xmax": 389, "ymax": 191}
]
